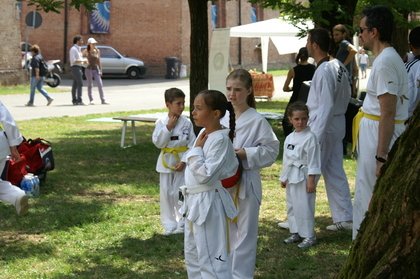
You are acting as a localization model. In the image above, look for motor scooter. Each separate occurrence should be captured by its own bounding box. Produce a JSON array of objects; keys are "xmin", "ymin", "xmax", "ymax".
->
[{"xmin": 44, "ymin": 60, "xmax": 62, "ymax": 88}]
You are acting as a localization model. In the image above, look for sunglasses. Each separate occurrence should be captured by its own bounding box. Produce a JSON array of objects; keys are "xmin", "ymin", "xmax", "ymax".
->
[{"xmin": 359, "ymin": 27, "xmax": 370, "ymax": 34}]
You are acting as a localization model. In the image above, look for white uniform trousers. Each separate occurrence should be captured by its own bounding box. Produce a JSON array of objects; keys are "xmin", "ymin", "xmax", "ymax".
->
[
  {"xmin": 287, "ymin": 181, "xmax": 316, "ymax": 238},
  {"xmin": 352, "ymin": 119, "xmax": 405, "ymax": 239},
  {"xmin": 0, "ymin": 179, "xmax": 25, "ymax": 209},
  {"xmin": 184, "ymin": 194, "xmax": 232, "ymax": 279},
  {"xmin": 321, "ymin": 115, "xmax": 353, "ymax": 223},
  {"xmin": 229, "ymin": 188, "xmax": 260, "ymax": 279},
  {"xmin": 159, "ymin": 172, "xmax": 184, "ymax": 231},
  {"xmin": 0, "ymin": 159, "xmax": 26, "ymax": 211}
]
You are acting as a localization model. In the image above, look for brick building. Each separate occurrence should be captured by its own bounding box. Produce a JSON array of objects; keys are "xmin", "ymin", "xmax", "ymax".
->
[
  {"xmin": 17, "ymin": 1, "xmax": 292, "ymax": 77},
  {"xmin": 0, "ymin": 1, "xmax": 25, "ymax": 85}
]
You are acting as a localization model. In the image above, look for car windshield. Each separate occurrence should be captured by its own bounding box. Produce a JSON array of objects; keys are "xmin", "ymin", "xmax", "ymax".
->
[{"xmin": 99, "ymin": 48, "xmax": 120, "ymax": 59}]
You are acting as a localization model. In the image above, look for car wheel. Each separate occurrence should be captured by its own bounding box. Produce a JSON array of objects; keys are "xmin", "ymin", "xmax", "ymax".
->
[{"xmin": 127, "ymin": 67, "xmax": 140, "ymax": 79}]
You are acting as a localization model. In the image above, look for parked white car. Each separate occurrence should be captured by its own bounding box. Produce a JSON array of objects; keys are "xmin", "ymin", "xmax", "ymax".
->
[{"xmin": 81, "ymin": 45, "xmax": 146, "ymax": 79}]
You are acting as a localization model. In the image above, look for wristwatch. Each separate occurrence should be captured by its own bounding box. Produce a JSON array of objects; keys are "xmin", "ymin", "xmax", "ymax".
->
[{"xmin": 375, "ymin": 155, "xmax": 387, "ymax": 163}]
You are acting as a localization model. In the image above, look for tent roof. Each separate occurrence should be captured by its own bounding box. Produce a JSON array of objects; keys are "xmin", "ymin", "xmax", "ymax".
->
[{"xmin": 230, "ymin": 18, "xmax": 312, "ymax": 38}]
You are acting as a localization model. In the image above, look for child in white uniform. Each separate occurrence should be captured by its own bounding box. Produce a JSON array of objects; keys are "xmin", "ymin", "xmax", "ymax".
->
[
  {"xmin": 152, "ymin": 88, "xmax": 195, "ymax": 235},
  {"xmin": 181, "ymin": 90, "xmax": 238, "ymax": 279},
  {"xmin": 0, "ymin": 101, "xmax": 29, "ymax": 216},
  {"xmin": 280, "ymin": 102, "xmax": 321, "ymax": 248},
  {"xmin": 222, "ymin": 69, "xmax": 279, "ymax": 279}
]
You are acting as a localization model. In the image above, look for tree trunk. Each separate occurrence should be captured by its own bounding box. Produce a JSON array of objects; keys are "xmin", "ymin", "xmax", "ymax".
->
[
  {"xmin": 338, "ymin": 104, "xmax": 420, "ymax": 278},
  {"xmin": 188, "ymin": 0, "xmax": 209, "ymax": 134}
]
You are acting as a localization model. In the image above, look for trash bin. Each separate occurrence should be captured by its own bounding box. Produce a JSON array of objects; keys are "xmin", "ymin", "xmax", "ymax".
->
[{"xmin": 165, "ymin": 57, "xmax": 181, "ymax": 79}]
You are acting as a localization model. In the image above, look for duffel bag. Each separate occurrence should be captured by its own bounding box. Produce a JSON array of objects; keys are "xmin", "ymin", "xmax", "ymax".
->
[{"xmin": 17, "ymin": 138, "xmax": 55, "ymax": 174}]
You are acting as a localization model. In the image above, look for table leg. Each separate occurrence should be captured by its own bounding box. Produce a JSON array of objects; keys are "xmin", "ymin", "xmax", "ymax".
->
[
  {"xmin": 120, "ymin": 121, "xmax": 127, "ymax": 148},
  {"xmin": 131, "ymin": 120, "xmax": 137, "ymax": 145}
]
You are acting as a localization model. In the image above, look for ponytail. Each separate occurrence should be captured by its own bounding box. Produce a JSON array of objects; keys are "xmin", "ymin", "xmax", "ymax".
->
[{"xmin": 226, "ymin": 102, "xmax": 235, "ymax": 141}]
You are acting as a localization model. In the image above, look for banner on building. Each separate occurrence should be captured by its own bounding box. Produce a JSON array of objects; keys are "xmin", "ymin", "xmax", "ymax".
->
[
  {"xmin": 209, "ymin": 28, "xmax": 230, "ymax": 93},
  {"xmin": 90, "ymin": 1, "xmax": 111, "ymax": 34}
]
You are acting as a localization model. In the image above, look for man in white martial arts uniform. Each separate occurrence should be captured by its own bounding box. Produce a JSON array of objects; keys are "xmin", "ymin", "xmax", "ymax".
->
[
  {"xmin": 405, "ymin": 26, "xmax": 420, "ymax": 118},
  {"xmin": 0, "ymin": 101, "xmax": 29, "ymax": 216},
  {"xmin": 306, "ymin": 28, "xmax": 354, "ymax": 231},
  {"xmin": 352, "ymin": 6, "xmax": 409, "ymax": 239}
]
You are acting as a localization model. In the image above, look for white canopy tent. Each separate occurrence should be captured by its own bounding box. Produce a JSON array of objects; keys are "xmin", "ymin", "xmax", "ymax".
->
[{"xmin": 230, "ymin": 18, "xmax": 314, "ymax": 73}]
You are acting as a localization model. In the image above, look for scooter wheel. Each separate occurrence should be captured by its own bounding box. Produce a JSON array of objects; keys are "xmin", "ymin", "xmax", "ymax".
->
[{"xmin": 46, "ymin": 73, "xmax": 61, "ymax": 88}]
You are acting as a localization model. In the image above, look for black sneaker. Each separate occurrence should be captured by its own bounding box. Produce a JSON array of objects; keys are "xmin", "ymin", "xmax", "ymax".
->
[
  {"xmin": 25, "ymin": 102, "xmax": 34, "ymax": 107},
  {"xmin": 283, "ymin": 233, "xmax": 301, "ymax": 244}
]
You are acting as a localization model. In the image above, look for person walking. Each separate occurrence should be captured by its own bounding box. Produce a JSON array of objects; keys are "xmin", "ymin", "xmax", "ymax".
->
[
  {"xmin": 280, "ymin": 102, "xmax": 321, "ymax": 249},
  {"xmin": 352, "ymin": 5, "xmax": 409, "ymax": 240},
  {"xmin": 181, "ymin": 90, "xmax": 238, "ymax": 279},
  {"xmin": 25, "ymin": 45, "xmax": 53, "ymax": 107},
  {"xmin": 152, "ymin": 88, "xmax": 195, "ymax": 235},
  {"xmin": 83, "ymin": 37, "xmax": 108, "ymax": 105},
  {"xmin": 282, "ymin": 47, "xmax": 316, "ymax": 137},
  {"xmin": 358, "ymin": 49, "xmax": 369, "ymax": 79},
  {"xmin": 69, "ymin": 35, "xmax": 87, "ymax": 105},
  {"xmin": 306, "ymin": 28, "xmax": 354, "ymax": 232},
  {"xmin": 0, "ymin": 101, "xmax": 29, "ymax": 216},
  {"xmin": 222, "ymin": 69, "xmax": 279, "ymax": 279}
]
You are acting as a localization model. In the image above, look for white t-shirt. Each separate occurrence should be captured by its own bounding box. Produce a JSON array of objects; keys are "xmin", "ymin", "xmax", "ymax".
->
[{"xmin": 363, "ymin": 47, "xmax": 409, "ymax": 120}]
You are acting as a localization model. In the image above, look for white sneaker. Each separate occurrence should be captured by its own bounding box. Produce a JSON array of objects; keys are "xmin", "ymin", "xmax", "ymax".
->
[
  {"xmin": 283, "ymin": 233, "xmax": 301, "ymax": 244},
  {"xmin": 326, "ymin": 221, "xmax": 353, "ymax": 231},
  {"xmin": 277, "ymin": 221, "xmax": 289, "ymax": 229},
  {"xmin": 163, "ymin": 228, "xmax": 175, "ymax": 236},
  {"xmin": 15, "ymin": 195, "xmax": 29, "ymax": 216}
]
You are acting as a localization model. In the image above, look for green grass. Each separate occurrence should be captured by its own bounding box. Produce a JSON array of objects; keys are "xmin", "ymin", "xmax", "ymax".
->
[
  {"xmin": 0, "ymin": 102, "xmax": 355, "ymax": 278},
  {"xmin": 0, "ymin": 84, "xmax": 67, "ymax": 95},
  {"xmin": 268, "ymin": 69, "xmax": 289, "ymax": 76}
]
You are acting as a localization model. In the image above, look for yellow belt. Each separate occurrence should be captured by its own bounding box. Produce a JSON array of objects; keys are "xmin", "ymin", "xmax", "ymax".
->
[
  {"xmin": 161, "ymin": 146, "xmax": 188, "ymax": 170},
  {"xmin": 352, "ymin": 109, "xmax": 405, "ymax": 154}
]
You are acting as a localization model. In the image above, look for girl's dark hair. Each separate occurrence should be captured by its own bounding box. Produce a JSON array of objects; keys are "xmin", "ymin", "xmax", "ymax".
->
[
  {"xmin": 197, "ymin": 90, "xmax": 236, "ymax": 141},
  {"xmin": 226, "ymin": 69, "xmax": 256, "ymax": 109},
  {"xmin": 164, "ymin": 87, "xmax": 185, "ymax": 103},
  {"xmin": 295, "ymin": 47, "xmax": 309, "ymax": 64},
  {"xmin": 286, "ymin": 101, "xmax": 309, "ymax": 118}
]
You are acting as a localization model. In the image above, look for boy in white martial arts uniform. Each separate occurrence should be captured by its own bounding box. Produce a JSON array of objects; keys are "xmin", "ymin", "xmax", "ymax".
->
[
  {"xmin": 0, "ymin": 101, "xmax": 29, "ymax": 216},
  {"xmin": 352, "ymin": 6, "xmax": 408, "ymax": 240},
  {"xmin": 280, "ymin": 102, "xmax": 321, "ymax": 249},
  {"xmin": 152, "ymin": 88, "xmax": 195, "ymax": 235},
  {"xmin": 181, "ymin": 90, "xmax": 238, "ymax": 279},
  {"xmin": 306, "ymin": 28, "xmax": 354, "ymax": 232},
  {"xmin": 222, "ymin": 69, "xmax": 279, "ymax": 279}
]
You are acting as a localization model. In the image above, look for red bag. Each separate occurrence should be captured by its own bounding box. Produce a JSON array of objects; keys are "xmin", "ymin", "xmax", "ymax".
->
[
  {"xmin": 17, "ymin": 138, "xmax": 55, "ymax": 174},
  {"xmin": 1, "ymin": 155, "xmax": 29, "ymax": 186}
]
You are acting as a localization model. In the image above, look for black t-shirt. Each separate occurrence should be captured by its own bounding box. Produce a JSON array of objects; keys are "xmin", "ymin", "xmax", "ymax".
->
[
  {"xmin": 30, "ymin": 54, "xmax": 43, "ymax": 77},
  {"xmin": 290, "ymin": 63, "xmax": 316, "ymax": 103}
]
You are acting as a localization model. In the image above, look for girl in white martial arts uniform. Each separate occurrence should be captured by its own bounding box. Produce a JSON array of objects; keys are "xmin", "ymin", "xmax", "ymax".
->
[
  {"xmin": 0, "ymin": 101, "xmax": 29, "ymax": 216},
  {"xmin": 152, "ymin": 88, "xmax": 196, "ymax": 235},
  {"xmin": 181, "ymin": 90, "xmax": 239, "ymax": 279},
  {"xmin": 280, "ymin": 102, "xmax": 321, "ymax": 248},
  {"xmin": 222, "ymin": 69, "xmax": 279, "ymax": 279}
]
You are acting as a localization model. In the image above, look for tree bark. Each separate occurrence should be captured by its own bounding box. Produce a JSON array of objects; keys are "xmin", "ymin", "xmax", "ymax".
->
[
  {"xmin": 338, "ymin": 105, "xmax": 420, "ymax": 278},
  {"xmin": 188, "ymin": 0, "xmax": 209, "ymax": 134}
]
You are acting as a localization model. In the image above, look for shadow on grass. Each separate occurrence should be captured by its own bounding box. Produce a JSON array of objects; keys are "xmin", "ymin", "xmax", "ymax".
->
[{"xmin": 256, "ymin": 217, "xmax": 352, "ymax": 279}]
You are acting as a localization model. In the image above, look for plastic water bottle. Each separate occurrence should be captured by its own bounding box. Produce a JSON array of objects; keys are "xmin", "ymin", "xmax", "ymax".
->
[{"xmin": 20, "ymin": 173, "xmax": 39, "ymax": 197}]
